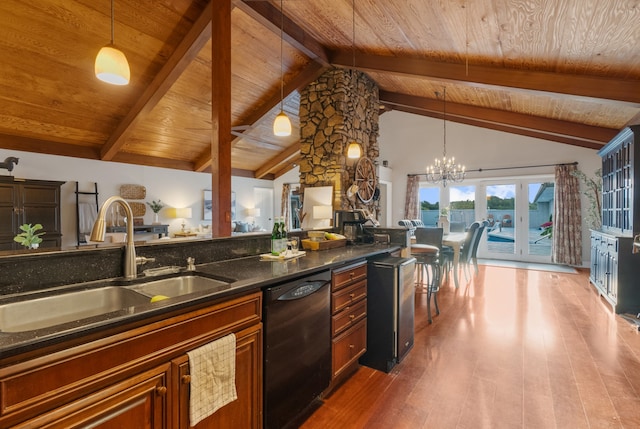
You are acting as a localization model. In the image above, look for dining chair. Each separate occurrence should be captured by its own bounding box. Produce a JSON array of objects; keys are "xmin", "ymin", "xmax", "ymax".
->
[
  {"xmin": 414, "ymin": 227, "xmax": 453, "ymax": 282},
  {"xmin": 470, "ymin": 220, "xmax": 489, "ymax": 275},
  {"xmin": 411, "ymin": 242, "xmax": 441, "ymax": 323},
  {"xmin": 458, "ymin": 221, "xmax": 481, "ymax": 281}
]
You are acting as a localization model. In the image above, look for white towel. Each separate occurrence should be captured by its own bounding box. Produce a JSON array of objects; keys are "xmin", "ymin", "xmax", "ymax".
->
[
  {"xmin": 78, "ymin": 202, "xmax": 97, "ymax": 234},
  {"xmin": 187, "ymin": 334, "xmax": 238, "ymax": 426}
]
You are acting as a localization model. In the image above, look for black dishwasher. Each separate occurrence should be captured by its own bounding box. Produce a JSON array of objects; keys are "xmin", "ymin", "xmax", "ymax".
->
[{"xmin": 263, "ymin": 270, "xmax": 332, "ymax": 429}]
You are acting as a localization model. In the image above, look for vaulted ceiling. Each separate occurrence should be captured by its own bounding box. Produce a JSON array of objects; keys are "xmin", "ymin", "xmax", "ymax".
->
[{"xmin": 0, "ymin": 0, "xmax": 638, "ymax": 180}]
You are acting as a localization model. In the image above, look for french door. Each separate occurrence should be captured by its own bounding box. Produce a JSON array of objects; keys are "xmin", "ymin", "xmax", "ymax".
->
[{"xmin": 477, "ymin": 177, "xmax": 554, "ymax": 263}]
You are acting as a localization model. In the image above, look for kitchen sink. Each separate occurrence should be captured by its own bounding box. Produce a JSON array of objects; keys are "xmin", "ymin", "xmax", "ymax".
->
[
  {"xmin": 0, "ymin": 287, "xmax": 151, "ymax": 333},
  {"xmin": 124, "ymin": 275, "xmax": 231, "ymax": 298}
]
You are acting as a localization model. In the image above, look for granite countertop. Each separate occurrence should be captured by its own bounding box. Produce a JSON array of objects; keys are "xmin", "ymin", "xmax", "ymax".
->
[{"xmin": 0, "ymin": 244, "xmax": 398, "ymax": 360}]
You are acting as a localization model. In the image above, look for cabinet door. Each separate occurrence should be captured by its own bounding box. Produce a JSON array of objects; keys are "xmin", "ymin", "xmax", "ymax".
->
[
  {"xmin": 607, "ymin": 252, "xmax": 619, "ymax": 300},
  {"xmin": 0, "ymin": 183, "xmax": 17, "ymax": 250},
  {"xmin": 174, "ymin": 324, "xmax": 262, "ymax": 429},
  {"xmin": 13, "ymin": 364, "xmax": 170, "ymax": 429}
]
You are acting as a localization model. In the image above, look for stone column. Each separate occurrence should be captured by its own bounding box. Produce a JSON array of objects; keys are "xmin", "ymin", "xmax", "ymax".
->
[{"xmin": 299, "ymin": 68, "xmax": 380, "ymax": 212}]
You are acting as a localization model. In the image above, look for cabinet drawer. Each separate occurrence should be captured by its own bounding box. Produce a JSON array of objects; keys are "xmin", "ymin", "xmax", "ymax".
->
[
  {"xmin": 332, "ymin": 319, "xmax": 367, "ymax": 378},
  {"xmin": 332, "ymin": 280, "xmax": 367, "ymax": 314},
  {"xmin": 332, "ymin": 262, "xmax": 367, "ymax": 291},
  {"xmin": 332, "ymin": 298, "xmax": 367, "ymax": 336}
]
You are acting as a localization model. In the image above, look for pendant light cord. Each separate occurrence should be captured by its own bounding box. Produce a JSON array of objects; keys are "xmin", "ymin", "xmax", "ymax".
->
[
  {"xmin": 443, "ymin": 87, "xmax": 447, "ymax": 158},
  {"xmin": 110, "ymin": 0, "xmax": 115, "ymax": 44},
  {"xmin": 280, "ymin": 0, "xmax": 284, "ymax": 111},
  {"xmin": 352, "ymin": 0, "xmax": 355, "ymax": 69}
]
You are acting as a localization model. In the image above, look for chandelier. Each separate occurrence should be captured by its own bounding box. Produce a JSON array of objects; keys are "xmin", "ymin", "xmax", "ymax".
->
[{"xmin": 426, "ymin": 87, "xmax": 465, "ymax": 187}]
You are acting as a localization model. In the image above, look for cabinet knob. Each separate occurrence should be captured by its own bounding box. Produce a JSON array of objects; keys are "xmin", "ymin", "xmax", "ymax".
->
[
  {"xmin": 182, "ymin": 375, "xmax": 191, "ymax": 384},
  {"xmin": 156, "ymin": 386, "xmax": 167, "ymax": 396},
  {"xmin": 349, "ymin": 314, "xmax": 355, "ymax": 320},
  {"xmin": 349, "ymin": 344, "xmax": 355, "ymax": 349},
  {"xmin": 349, "ymin": 293, "xmax": 355, "ymax": 298}
]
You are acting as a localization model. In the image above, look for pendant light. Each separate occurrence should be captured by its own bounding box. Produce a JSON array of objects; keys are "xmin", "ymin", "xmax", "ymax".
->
[
  {"xmin": 273, "ymin": 0, "xmax": 292, "ymax": 136},
  {"xmin": 346, "ymin": 0, "xmax": 361, "ymax": 159},
  {"xmin": 95, "ymin": 0, "xmax": 130, "ymax": 85}
]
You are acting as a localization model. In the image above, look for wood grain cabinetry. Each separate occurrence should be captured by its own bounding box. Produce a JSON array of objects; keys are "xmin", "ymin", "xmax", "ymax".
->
[
  {"xmin": 0, "ymin": 178, "xmax": 64, "ymax": 250},
  {"xmin": 329, "ymin": 260, "xmax": 367, "ymax": 388},
  {"xmin": 0, "ymin": 292, "xmax": 262, "ymax": 428},
  {"xmin": 591, "ymin": 125, "xmax": 640, "ymax": 313}
]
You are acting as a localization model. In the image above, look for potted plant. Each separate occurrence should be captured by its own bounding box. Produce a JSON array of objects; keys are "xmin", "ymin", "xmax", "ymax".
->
[
  {"xmin": 147, "ymin": 200, "xmax": 164, "ymax": 224},
  {"xmin": 13, "ymin": 223, "xmax": 45, "ymax": 249}
]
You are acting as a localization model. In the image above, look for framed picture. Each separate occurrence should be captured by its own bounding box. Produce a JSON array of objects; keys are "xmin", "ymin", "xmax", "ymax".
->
[{"xmin": 203, "ymin": 190, "xmax": 212, "ymax": 220}]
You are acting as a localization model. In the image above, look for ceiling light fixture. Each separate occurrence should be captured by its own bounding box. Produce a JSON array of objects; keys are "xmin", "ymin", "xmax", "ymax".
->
[
  {"xmin": 273, "ymin": 0, "xmax": 292, "ymax": 136},
  {"xmin": 426, "ymin": 87, "xmax": 465, "ymax": 187},
  {"xmin": 95, "ymin": 0, "xmax": 130, "ymax": 85},
  {"xmin": 346, "ymin": 0, "xmax": 361, "ymax": 159}
]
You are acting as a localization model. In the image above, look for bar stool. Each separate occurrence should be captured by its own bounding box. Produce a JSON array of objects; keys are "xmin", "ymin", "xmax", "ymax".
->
[{"xmin": 411, "ymin": 243, "xmax": 441, "ymax": 323}]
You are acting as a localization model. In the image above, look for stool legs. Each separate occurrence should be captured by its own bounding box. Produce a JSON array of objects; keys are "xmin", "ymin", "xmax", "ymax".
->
[{"xmin": 426, "ymin": 261, "xmax": 440, "ymax": 324}]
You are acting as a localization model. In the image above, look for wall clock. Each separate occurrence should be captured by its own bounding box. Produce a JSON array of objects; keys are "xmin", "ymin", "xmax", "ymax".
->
[{"xmin": 355, "ymin": 157, "xmax": 377, "ymax": 203}]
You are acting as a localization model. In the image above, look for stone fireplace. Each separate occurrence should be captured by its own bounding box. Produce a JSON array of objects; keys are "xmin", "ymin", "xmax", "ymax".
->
[{"xmin": 298, "ymin": 68, "xmax": 380, "ymax": 213}]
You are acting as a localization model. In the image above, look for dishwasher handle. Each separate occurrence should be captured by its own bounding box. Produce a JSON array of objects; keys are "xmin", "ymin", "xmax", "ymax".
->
[{"xmin": 277, "ymin": 280, "xmax": 330, "ymax": 301}]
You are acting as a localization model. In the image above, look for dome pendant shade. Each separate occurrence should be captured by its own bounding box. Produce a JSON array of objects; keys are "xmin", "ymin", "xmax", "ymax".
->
[
  {"xmin": 95, "ymin": 44, "xmax": 130, "ymax": 85},
  {"xmin": 274, "ymin": 110, "xmax": 292, "ymax": 136},
  {"xmin": 347, "ymin": 142, "xmax": 362, "ymax": 159}
]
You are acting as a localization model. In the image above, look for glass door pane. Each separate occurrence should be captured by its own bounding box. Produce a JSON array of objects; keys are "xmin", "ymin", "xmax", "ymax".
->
[
  {"xmin": 449, "ymin": 185, "xmax": 476, "ymax": 231},
  {"xmin": 485, "ymin": 184, "xmax": 516, "ymax": 256},
  {"xmin": 419, "ymin": 186, "xmax": 440, "ymax": 226},
  {"xmin": 527, "ymin": 182, "xmax": 554, "ymax": 259}
]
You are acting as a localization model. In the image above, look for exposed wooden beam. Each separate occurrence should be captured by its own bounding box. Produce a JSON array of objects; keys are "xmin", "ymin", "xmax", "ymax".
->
[
  {"xmin": 0, "ymin": 134, "xmax": 100, "ymax": 160},
  {"xmin": 332, "ymin": 51, "xmax": 640, "ymax": 104},
  {"xmin": 236, "ymin": 0, "xmax": 331, "ymax": 66},
  {"xmin": 111, "ymin": 153, "xmax": 195, "ymax": 171},
  {"xmin": 255, "ymin": 143, "xmax": 300, "ymax": 179},
  {"xmin": 274, "ymin": 154, "xmax": 302, "ymax": 179},
  {"xmin": 211, "ymin": 0, "xmax": 232, "ymax": 237},
  {"xmin": 100, "ymin": 1, "xmax": 213, "ymax": 160},
  {"xmin": 231, "ymin": 168, "xmax": 258, "ymax": 178},
  {"xmin": 380, "ymin": 91, "xmax": 614, "ymax": 150}
]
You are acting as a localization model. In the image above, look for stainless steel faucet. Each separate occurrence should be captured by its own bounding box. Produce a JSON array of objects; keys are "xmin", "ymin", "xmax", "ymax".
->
[
  {"xmin": 90, "ymin": 196, "xmax": 140, "ymax": 279},
  {"xmin": 187, "ymin": 257, "xmax": 196, "ymax": 271}
]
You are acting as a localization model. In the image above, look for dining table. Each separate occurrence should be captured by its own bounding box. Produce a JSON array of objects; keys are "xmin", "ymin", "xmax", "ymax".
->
[{"xmin": 442, "ymin": 232, "xmax": 467, "ymax": 288}]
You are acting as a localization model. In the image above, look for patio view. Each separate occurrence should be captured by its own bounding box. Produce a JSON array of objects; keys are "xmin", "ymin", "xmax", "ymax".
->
[{"xmin": 419, "ymin": 181, "xmax": 554, "ymax": 259}]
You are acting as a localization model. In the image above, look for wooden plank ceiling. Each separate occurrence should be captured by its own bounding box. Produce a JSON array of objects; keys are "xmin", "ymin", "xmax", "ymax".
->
[{"xmin": 0, "ymin": 0, "xmax": 638, "ymax": 179}]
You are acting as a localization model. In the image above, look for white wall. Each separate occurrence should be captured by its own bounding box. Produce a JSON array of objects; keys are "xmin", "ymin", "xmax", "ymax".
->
[
  {"xmin": 1, "ymin": 149, "xmax": 273, "ymax": 248},
  {"xmin": 378, "ymin": 110, "xmax": 602, "ymax": 266}
]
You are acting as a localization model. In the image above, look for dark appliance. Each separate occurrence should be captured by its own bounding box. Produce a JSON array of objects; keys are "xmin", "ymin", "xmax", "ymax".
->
[
  {"xmin": 334, "ymin": 210, "xmax": 372, "ymax": 243},
  {"xmin": 360, "ymin": 256, "xmax": 416, "ymax": 373},
  {"xmin": 263, "ymin": 270, "xmax": 332, "ymax": 429}
]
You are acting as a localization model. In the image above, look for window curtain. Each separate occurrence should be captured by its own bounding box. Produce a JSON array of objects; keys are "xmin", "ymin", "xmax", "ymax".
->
[
  {"xmin": 404, "ymin": 175, "xmax": 419, "ymax": 219},
  {"xmin": 281, "ymin": 183, "xmax": 291, "ymax": 229},
  {"xmin": 553, "ymin": 164, "xmax": 582, "ymax": 265}
]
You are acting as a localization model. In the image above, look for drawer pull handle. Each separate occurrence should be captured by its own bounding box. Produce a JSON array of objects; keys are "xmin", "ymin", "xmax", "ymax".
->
[
  {"xmin": 349, "ymin": 344, "xmax": 355, "ymax": 349},
  {"xmin": 182, "ymin": 375, "xmax": 191, "ymax": 384},
  {"xmin": 349, "ymin": 314, "xmax": 355, "ymax": 319},
  {"xmin": 350, "ymin": 272, "xmax": 355, "ymax": 278},
  {"xmin": 349, "ymin": 293, "xmax": 355, "ymax": 298},
  {"xmin": 156, "ymin": 386, "xmax": 167, "ymax": 396}
]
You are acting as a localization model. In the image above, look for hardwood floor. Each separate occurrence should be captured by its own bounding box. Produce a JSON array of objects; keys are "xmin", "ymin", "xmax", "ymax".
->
[{"xmin": 301, "ymin": 265, "xmax": 640, "ymax": 429}]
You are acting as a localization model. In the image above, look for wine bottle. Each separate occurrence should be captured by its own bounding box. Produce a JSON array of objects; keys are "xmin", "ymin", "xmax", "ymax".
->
[{"xmin": 271, "ymin": 217, "xmax": 281, "ymax": 255}]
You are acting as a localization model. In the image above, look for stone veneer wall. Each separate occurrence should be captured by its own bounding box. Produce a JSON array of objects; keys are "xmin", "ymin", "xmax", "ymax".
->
[{"xmin": 298, "ymin": 68, "xmax": 380, "ymax": 212}]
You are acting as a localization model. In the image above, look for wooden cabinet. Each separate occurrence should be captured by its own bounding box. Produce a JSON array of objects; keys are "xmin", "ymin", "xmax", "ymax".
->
[
  {"xmin": 328, "ymin": 260, "xmax": 367, "ymax": 388},
  {"xmin": 0, "ymin": 178, "xmax": 64, "ymax": 250},
  {"xmin": 591, "ymin": 125, "xmax": 640, "ymax": 313},
  {"xmin": 173, "ymin": 325, "xmax": 262, "ymax": 429},
  {"xmin": 589, "ymin": 230, "xmax": 639, "ymax": 313},
  {"xmin": 0, "ymin": 292, "xmax": 262, "ymax": 429}
]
